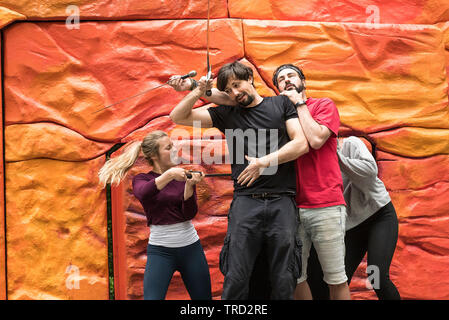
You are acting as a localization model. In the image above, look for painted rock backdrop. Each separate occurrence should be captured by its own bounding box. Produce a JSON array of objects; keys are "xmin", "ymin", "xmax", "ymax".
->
[{"xmin": 0, "ymin": 0, "xmax": 449, "ymax": 300}]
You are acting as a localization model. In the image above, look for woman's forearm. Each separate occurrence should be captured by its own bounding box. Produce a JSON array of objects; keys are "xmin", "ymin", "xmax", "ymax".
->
[
  {"xmin": 154, "ymin": 170, "xmax": 174, "ymax": 190},
  {"xmin": 184, "ymin": 183, "xmax": 195, "ymax": 200}
]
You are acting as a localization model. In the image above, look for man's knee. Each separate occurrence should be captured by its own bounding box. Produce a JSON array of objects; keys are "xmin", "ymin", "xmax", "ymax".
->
[
  {"xmin": 222, "ymin": 274, "xmax": 250, "ymax": 300},
  {"xmin": 270, "ymin": 275, "xmax": 296, "ymax": 300}
]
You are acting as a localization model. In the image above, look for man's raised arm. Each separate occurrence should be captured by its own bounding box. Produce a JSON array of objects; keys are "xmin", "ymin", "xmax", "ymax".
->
[
  {"xmin": 169, "ymin": 77, "xmax": 215, "ymax": 128},
  {"xmin": 168, "ymin": 76, "xmax": 236, "ymax": 106}
]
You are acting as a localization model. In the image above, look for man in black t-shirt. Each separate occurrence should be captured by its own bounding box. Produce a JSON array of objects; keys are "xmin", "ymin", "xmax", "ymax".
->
[
  {"xmin": 169, "ymin": 61, "xmax": 309, "ymax": 299},
  {"xmin": 208, "ymin": 96, "xmax": 298, "ymax": 195}
]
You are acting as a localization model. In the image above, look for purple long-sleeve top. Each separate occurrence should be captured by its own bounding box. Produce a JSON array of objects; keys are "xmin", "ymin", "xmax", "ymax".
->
[{"xmin": 132, "ymin": 171, "xmax": 198, "ymax": 226}]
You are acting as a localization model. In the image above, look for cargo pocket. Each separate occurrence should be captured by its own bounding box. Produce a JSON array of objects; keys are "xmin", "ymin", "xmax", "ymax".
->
[
  {"xmin": 289, "ymin": 235, "xmax": 302, "ymax": 279},
  {"xmin": 219, "ymin": 234, "xmax": 230, "ymax": 276}
]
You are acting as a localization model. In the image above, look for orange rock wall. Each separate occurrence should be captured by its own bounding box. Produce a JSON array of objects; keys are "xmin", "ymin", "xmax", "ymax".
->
[
  {"xmin": 0, "ymin": 0, "xmax": 448, "ymax": 300},
  {"xmin": 0, "ymin": 39, "xmax": 5, "ymax": 300}
]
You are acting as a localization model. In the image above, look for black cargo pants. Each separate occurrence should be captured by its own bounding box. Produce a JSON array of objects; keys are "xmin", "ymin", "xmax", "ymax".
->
[{"xmin": 219, "ymin": 194, "xmax": 302, "ymax": 300}]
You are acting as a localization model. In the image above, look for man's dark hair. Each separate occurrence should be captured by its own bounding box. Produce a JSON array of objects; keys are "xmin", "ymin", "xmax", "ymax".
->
[
  {"xmin": 272, "ymin": 64, "xmax": 305, "ymax": 89},
  {"xmin": 217, "ymin": 61, "xmax": 254, "ymax": 91}
]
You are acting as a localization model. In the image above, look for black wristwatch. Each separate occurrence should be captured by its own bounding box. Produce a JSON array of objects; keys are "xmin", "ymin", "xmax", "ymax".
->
[
  {"xmin": 189, "ymin": 79, "xmax": 198, "ymax": 91},
  {"xmin": 295, "ymin": 101, "xmax": 306, "ymax": 107}
]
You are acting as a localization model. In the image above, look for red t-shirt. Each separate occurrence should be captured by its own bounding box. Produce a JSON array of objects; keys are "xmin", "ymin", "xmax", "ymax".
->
[{"xmin": 295, "ymin": 97, "xmax": 345, "ymax": 208}]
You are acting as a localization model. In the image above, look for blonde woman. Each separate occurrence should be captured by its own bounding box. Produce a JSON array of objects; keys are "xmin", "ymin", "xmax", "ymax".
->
[{"xmin": 99, "ymin": 131, "xmax": 212, "ymax": 300}]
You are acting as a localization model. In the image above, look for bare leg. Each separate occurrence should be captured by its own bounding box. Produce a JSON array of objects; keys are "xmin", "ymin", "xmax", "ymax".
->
[
  {"xmin": 329, "ymin": 282, "xmax": 351, "ymax": 300},
  {"xmin": 294, "ymin": 281, "xmax": 313, "ymax": 300}
]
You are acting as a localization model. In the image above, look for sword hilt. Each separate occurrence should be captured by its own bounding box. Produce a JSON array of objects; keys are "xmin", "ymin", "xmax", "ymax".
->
[{"xmin": 205, "ymin": 69, "xmax": 212, "ymax": 96}]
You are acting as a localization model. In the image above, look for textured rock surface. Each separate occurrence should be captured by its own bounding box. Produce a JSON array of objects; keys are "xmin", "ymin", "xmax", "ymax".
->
[
  {"xmin": 0, "ymin": 0, "xmax": 228, "ymax": 20},
  {"xmin": 359, "ymin": 152, "xmax": 449, "ymax": 299},
  {"xmin": 4, "ymin": 20, "xmax": 243, "ymax": 141},
  {"xmin": 0, "ymin": 40, "xmax": 5, "ymax": 300},
  {"xmin": 2, "ymin": 0, "xmax": 449, "ymax": 23},
  {"xmin": 229, "ymin": 0, "xmax": 449, "ymax": 24},
  {"xmin": 5, "ymin": 158, "xmax": 109, "ymax": 300},
  {"xmin": 0, "ymin": 5, "xmax": 25, "ymax": 28},
  {"xmin": 1, "ymin": 0, "xmax": 448, "ymax": 301},
  {"xmin": 370, "ymin": 127, "xmax": 449, "ymax": 157},
  {"xmin": 5, "ymin": 123, "xmax": 113, "ymax": 162},
  {"xmin": 243, "ymin": 20, "xmax": 449, "ymax": 134}
]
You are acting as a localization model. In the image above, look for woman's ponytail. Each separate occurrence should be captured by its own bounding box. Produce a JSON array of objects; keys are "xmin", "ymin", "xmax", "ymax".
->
[
  {"xmin": 98, "ymin": 130, "xmax": 168, "ymax": 188},
  {"xmin": 98, "ymin": 141, "xmax": 142, "ymax": 187}
]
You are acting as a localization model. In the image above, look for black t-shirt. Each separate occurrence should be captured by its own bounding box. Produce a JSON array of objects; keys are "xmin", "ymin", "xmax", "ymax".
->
[{"xmin": 208, "ymin": 95, "xmax": 298, "ymax": 195}]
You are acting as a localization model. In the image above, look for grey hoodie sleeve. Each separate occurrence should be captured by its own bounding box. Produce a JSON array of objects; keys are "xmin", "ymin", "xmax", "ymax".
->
[{"xmin": 337, "ymin": 137, "xmax": 378, "ymax": 185}]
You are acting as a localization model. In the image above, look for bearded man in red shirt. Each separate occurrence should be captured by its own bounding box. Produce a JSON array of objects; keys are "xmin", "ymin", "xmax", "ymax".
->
[{"xmin": 272, "ymin": 64, "xmax": 350, "ymax": 300}]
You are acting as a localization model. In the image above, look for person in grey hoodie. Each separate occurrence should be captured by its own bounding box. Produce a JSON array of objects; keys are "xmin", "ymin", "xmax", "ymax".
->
[{"xmin": 307, "ymin": 136, "xmax": 401, "ymax": 300}]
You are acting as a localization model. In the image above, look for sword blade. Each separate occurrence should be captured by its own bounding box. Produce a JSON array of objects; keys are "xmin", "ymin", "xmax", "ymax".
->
[
  {"xmin": 91, "ymin": 82, "xmax": 168, "ymax": 114},
  {"xmin": 204, "ymin": 173, "xmax": 232, "ymax": 177},
  {"xmin": 206, "ymin": 0, "xmax": 211, "ymax": 77},
  {"xmin": 205, "ymin": 0, "xmax": 212, "ymax": 96}
]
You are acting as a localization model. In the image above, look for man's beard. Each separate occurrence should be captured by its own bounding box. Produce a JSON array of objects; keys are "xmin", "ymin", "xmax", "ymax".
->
[
  {"xmin": 284, "ymin": 82, "xmax": 305, "ymax": 93},
  {"xmin": 236, "ymin": 93, "xmax": 254, "ymax": 107}
]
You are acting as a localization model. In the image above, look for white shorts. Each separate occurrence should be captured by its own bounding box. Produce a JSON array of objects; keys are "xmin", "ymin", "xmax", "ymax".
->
[{"xmin": 297, "ymin": 205, "xmax": 348, "ymax": 285}]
